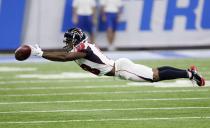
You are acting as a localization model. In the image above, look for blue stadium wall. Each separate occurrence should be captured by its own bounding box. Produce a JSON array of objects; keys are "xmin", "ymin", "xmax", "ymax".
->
[
  {"xmin": 0, "ymin": 0, "xmax": 26, "ymax": 50},
  {"xmin": 0, "ymin": 0, "xmax": 210, "ymax": 50}
]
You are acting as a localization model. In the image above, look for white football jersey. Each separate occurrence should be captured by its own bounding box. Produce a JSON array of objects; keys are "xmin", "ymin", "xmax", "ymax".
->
[
  {"xmin": 100, "ymin": 0, "xmax": 123, "ymax": 13},
  {"xmin": 71, "ymin": 41, "xmax": 114, "ymax": 76},
  {"xmin": 73, "ymin": 0, "xmax": 96, "ymax": 15}
]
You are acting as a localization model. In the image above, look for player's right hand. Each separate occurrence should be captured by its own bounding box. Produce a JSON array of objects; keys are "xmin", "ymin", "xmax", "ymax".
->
[{"xmin": 29, "ymin": 44, "xmax": 43, "ymax": 57}]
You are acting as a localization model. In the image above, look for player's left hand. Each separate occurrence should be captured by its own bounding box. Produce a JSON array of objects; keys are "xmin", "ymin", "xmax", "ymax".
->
[{"xmin": 29, "ymin": 44, "xmax": 43, "ymax": 57}]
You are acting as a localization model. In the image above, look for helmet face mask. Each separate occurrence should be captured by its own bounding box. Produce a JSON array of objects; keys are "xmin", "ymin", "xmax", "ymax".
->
[
  {"xmin": 63, "ymin": 28, "xmax": 87, "ymax": 52},
  {"xmin": 63, "ymin": 37, "xmax": 74, "ymax": 52}
]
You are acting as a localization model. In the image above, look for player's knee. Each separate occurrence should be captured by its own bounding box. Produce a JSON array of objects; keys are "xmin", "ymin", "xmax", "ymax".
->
[
  {"xmin": 115, "ymin": 58, "xmax": 154, "ymax": 82},
  {"xmin": 152, "ymin": 68, "xmax": 160, "ymax": 82},
  {"xmin": 115, "ymin": 58, "xmax": 136, "ymax": 80},
  {"xmin": 116, "ymin": 58, "xmax": 133, "ymax": 68},
  {"xmin": 118, "ymin": 72, "xmax": 130, "ymax": 80}
]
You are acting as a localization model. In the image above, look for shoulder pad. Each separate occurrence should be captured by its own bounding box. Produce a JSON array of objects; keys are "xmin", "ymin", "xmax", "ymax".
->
[{"xmin": 75, "ymin": 42, "xmax": 87, "ymax": 52}]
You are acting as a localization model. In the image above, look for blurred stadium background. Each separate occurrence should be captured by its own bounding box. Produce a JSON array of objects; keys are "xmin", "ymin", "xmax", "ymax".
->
[
  {"xmin": 0, "ymin": 0, "xmax": 210, "ymax": 50},
  {"xmin": 0, "ymin": 0, "xmax": 210, "ymax": 128}
]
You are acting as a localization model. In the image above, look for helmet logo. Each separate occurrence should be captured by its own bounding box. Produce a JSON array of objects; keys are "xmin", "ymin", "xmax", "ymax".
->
[{"xmin": 63, "ymin": 28, "xmax": 87, "ymax": 52}]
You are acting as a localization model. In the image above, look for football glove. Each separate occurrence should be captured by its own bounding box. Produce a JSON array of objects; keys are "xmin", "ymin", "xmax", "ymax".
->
[{"xmin": 29, "ymin": 44, "xmax": 43, "ymax": 57}]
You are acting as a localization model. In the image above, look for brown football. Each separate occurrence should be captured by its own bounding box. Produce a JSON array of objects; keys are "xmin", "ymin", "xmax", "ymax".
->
[{"xmin": 15, "ymin": 45, "xmax": 31, "ymax": 61}]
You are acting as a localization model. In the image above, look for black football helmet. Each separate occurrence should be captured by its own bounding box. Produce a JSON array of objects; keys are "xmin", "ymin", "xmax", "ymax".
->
[{"xmin": 63, "ymin": 28, "xmax": 87, "ymax": 52}]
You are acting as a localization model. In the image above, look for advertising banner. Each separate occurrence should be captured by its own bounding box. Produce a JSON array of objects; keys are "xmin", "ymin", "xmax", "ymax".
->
[{"xmin": 0, "ymin": 0, "xmax": 210, "ymax": 50}]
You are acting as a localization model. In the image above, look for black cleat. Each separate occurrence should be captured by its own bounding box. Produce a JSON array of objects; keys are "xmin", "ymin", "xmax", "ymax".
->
[{"xmin": 189, "ymin": 65, "xmax": 205, "ymax": 86}]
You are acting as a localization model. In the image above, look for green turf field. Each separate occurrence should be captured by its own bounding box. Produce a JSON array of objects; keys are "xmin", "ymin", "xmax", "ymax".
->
[{"xmin": 0, "ymin": 58, "xmax": 209, "ymax": 128}]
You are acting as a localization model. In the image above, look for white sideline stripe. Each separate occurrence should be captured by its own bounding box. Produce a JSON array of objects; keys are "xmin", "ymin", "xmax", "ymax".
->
[
  {"xmin": 0, "ymin": 97, "xmax": 209, "ymax": 105},
  {"xmin": 0, "ymin": 90, "xmax": 207, "ymax": 97},
  {"xmin": 0, "ymin": 67, "xmax": 37, "ymax": 72},
  {"xmin": 128, "ymin": 80, "xmax": 210, "ymax": 88},
  {"xmin": 0, "ymin": 85, "xmax": 143, "ymax": 90},
  {"xmin": 0, "ymin": 79, "xmax": 112, "ymax": 85},
  {"xmin": 0, "ymin": 107, "xmax": 210, "ymax": 114},
  {"xmin": 16, "ymin": 72, "xmax": 100, "ymax": 79},
  {"xmin": 0, "ymin": 117, "xmax": 210, "ymax": 124},
  {"xmin": 0, "ymin": 83, "xmax": 209, "ymax": 90},
  {"xmin": 0, "ymin": 79, "xmax": 209, "ymax": 87},
  {"xmin": 0, "ymin": 84, "xmax": 209, "ymax": 90}
]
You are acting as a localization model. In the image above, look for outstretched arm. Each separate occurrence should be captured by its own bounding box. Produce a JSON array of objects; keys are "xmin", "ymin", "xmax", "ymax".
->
[
  {"xmin": 42, "ymin": 51, "xmax": 86, "ymax": 62},
  {"xmin": 29, "ymin": 44, "xmax": 86, "ymax": 62}
]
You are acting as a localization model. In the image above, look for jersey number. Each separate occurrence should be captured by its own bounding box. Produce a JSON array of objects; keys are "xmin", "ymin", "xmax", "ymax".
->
[{"xmin": 80, "ymin": 64, "xmax": 100, "ymax": 75}]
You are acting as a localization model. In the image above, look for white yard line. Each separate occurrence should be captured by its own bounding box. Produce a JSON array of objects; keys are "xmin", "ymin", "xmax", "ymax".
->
[
  {"xmin": 16, "ymin": 72, "xmax": 100, "ymax": 79},
  {"xmin": 0, "ymin": 89, "xmax": 208, "ymax": 97},
  {"xmin": 0, "ymin": 80, "xmax": 209, "ymax": 90},
  {"xmin": 0, "ymin": 85, "xmax": 209, "ymax": 91},
  {"xmin": 128, "ymin": 80, "xmax": 210, "ymax": 87},
  {"xmin": 0, "ymin": 117, "xmax": 210, "ymax": 124},
  {"xmin": 0, "ymin": 67, "xmax": 37, "ymax": 72},
  {"xmin": 0, "ymin": 85, "xmax": 142, "ymax": 90},
  {"xmin": 0, "ymin": 97, "xmax": 209, "ymax": 105},
  {"xmin": 0, "ymin": 79, "xmax": 111, "ymax": 85},
  {"xmin": 0, "ymin": 107, "xmax": 210, "ymax": 114},
  {"xmin": 0, "ymin": 79, "xmax": 209, "ymax": 88}
]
